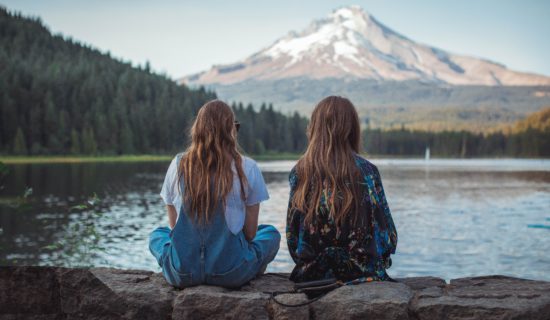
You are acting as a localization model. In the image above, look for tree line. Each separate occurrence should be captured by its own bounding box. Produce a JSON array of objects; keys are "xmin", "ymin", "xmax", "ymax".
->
[
  {"xmin": 0, "ymin": 8, "xmax": 308, "ymax": 156},
  {"xmin": 231, "ymin": 102, "xmax": 308, "ymax": 155},
  {"xmin": 362, "ymin": 125, "xmax": 549, "ymax": 158}
]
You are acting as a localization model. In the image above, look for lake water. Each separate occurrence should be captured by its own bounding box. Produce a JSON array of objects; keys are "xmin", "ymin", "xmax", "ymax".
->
[{"xmin": 1, "ymin": 159, "xmax": 549, "ymax": 281}]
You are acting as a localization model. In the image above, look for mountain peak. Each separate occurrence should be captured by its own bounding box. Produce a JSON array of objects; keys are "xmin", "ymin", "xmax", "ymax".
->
[
  {"xmin": 328, "ymin": 5, "xmax": 373, "ymax": 34},
  {"xmin": 182, "ymin": 6, "xmax": 550, "ymax": 86},
  {"xmin": 331, "ymin": 5, "xmax": 368, "ymax": 20}
]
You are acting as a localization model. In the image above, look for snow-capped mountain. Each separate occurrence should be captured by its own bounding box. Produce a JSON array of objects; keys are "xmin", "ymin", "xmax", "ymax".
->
[{"xmin": 183, "ymin": 6, "xmax": 550, "ymax": 86}]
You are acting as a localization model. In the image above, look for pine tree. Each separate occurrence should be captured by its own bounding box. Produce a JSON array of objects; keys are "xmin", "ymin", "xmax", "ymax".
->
[
  {"xmin": 44, "ymin": 91, "xmax": 57, "ymax": 137},
  {"xmin": 70, "ymin": 129, "xmax": 81, "ymax": 154},
  {"xmin": 57, "ymin": 110, "xmax": 69, "ymax": 149},
  {"xmin": 120, "ymin": 123, "xmax": 134, "ymax": 154},
  {"xmin": 82, "ymin": 127, "xmax": 98, "ymax": 155},
  {"xmin": 254, "ymin": 139, "xmax": 266, "ymax": 155},
  {"xmin": 13, "ymin": 127, "xmax": 27, "ymax": 155}
]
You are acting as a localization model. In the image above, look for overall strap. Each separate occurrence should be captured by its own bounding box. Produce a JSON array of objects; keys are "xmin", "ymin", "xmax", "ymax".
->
[{"xmin": 175, "ymin": 152, "xmax": 184, "ymax": 192}]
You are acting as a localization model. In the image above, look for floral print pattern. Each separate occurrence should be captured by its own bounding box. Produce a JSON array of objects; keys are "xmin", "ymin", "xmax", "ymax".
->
[{"xmin": 286, "ymin": 154, "xmax": 398, "ymax": 282}]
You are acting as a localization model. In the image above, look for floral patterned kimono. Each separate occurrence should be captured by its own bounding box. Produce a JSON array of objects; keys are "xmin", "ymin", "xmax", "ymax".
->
[{"xmin": 286, "ymin": 155, "xmax": 398, "ymax": 282}]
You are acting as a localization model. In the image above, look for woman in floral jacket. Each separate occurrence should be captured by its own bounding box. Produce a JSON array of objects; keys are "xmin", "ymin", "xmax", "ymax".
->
[{"xmin": 286, "ymin": 96, "xmax": 398, "ymax": 283}]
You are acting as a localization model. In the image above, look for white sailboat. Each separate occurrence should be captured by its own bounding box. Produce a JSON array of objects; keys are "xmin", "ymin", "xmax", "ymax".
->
[{"xmin": 425, "ymin": 147, "xmax": 430, "ymax": 161}]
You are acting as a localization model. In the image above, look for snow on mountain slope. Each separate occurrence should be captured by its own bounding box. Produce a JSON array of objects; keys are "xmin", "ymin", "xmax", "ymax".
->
[{"xmin": 182, "ymin": 6, "xmax": 550, "ymax": 86}]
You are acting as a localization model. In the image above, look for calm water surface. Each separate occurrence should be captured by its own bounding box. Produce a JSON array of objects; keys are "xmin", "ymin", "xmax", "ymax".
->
[{"xmin": 1, "ymin": 159, "xmax": 549, "ymax": 281}]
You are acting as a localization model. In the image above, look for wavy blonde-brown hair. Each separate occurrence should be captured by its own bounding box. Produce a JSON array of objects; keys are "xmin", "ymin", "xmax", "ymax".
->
[
  {"xmin": 178, "ymin": 100, "xmax": 247, "ymax": 223},
  {"xmin": 291, "ymin": 96, "xmax": 362, "ymax": 225}
]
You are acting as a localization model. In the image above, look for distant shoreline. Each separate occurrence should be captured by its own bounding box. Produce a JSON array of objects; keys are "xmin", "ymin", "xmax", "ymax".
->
[
  {"xmin": 0, "ymin": 154, "xmax": 302, "ymax": 164},
  {"xmin": 0, "ymin": 155, "xmax": 173, "ymax": 164},
  {"xmin": 1, "ymin": 153, "xmax": 548, "ymax": 164}
]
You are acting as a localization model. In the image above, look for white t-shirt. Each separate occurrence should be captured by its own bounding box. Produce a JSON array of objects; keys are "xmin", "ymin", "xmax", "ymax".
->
[{"xmin": 160, "ymin": 155, "xmax": 270, "ymax": 234}]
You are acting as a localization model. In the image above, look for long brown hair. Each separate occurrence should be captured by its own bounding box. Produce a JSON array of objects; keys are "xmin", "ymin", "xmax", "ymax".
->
[
  {"xmin": 291, "ymin": 96, "xmax": 362, "ymax": 226},
  {"xmin": 178, "ymin": 100, "xmax": 247, "ymax": 223}
]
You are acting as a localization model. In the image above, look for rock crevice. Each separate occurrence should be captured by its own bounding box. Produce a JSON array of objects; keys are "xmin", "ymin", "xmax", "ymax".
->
[{"xmin": 1, "ymin": 267, "xmax": 549, "ymax": 319}]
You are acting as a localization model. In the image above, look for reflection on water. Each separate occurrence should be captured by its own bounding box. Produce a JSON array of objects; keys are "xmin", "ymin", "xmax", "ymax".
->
[{"xmin": 1, "ymin": 159, "xmax": 549, "ymax": 281}]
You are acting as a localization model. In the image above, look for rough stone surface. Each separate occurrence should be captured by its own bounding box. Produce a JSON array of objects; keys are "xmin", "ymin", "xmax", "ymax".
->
[
  {"xmin": 1, "ymin": 267, "xmax": 549, "ymax": 320},
  {"xmin": 172, "ymin": 285, "xmax": 269, "ymax": 320},
  {"xmin": 411, "ymin": 275, "xmax": 550, "ymax": 320},
  {"xmin": 311, "ymin": 281, "xmax": 414, "ymax": 320},
  {"xmin": 0, "ymin": 266, "xmax": 61, "ymax": 317},
  {"xmin": 90, "ymin": 268, "xmax": 176, "ymax": 319},
  {"xmin": 396, "ymin": 276, "xmax": 447, "ymax": 291},
  {"xmin": 0, "ymin": 267, "xmax": 177, "ymax": 320},
  {"xmin": 268, "ymin": 293, "xmax": 309, "ymax": 320}
]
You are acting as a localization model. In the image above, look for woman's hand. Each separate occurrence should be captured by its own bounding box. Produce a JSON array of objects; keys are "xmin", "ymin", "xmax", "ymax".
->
[
  {"xmin": 166, "ymin": 205, "xmax": 177, "ymax": 229},
  {"xmin": 243, "ymin": 204, "xmax": 260, "ymax": 241}
]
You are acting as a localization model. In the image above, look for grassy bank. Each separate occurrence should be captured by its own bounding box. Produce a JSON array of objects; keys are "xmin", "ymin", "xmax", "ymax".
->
[
  {"xmin": 247, "ymin": 153, "xmax": 302, "ymax": 161},
  {"xmin": 0, "ymin": 153, "xmax": 304, "ymax": 164}
]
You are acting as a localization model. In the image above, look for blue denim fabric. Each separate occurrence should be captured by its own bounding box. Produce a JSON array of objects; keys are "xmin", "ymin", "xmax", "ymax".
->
[{"xmin": 149, "ymin": 209, "xmax": 280, "ymax": 288}]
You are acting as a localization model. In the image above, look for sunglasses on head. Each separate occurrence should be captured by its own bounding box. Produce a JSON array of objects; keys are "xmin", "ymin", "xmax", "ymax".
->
[{"xmin": 234, "ymin": 121, "xmax": 240, "ymax": 132}]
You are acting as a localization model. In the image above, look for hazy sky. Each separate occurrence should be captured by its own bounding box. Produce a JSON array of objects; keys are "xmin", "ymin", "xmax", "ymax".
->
[{"xmin": 2, "ymin": 0, "xmax": 549, "ymax": 79}]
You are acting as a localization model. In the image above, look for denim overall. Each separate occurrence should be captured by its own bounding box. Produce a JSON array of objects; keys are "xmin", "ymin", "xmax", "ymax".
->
[{"xmin": 149, "ymin": 161, "xmax": 280, "ymax": 288}]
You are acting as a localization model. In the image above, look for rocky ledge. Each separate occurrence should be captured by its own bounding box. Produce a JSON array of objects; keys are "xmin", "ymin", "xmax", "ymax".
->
[{"xmin": 1, "ymin": 267, "xmax": 549, "ymax": 319}]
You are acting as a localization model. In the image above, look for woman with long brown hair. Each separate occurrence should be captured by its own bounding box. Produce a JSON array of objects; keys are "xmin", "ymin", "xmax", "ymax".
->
[
  {"xmin": 286, "ymin": 96, "xmax": 397, "ymax": 282},
  {"xmin": 149, "ymin": 100, "xmax": 280, "ymax": 288}
]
